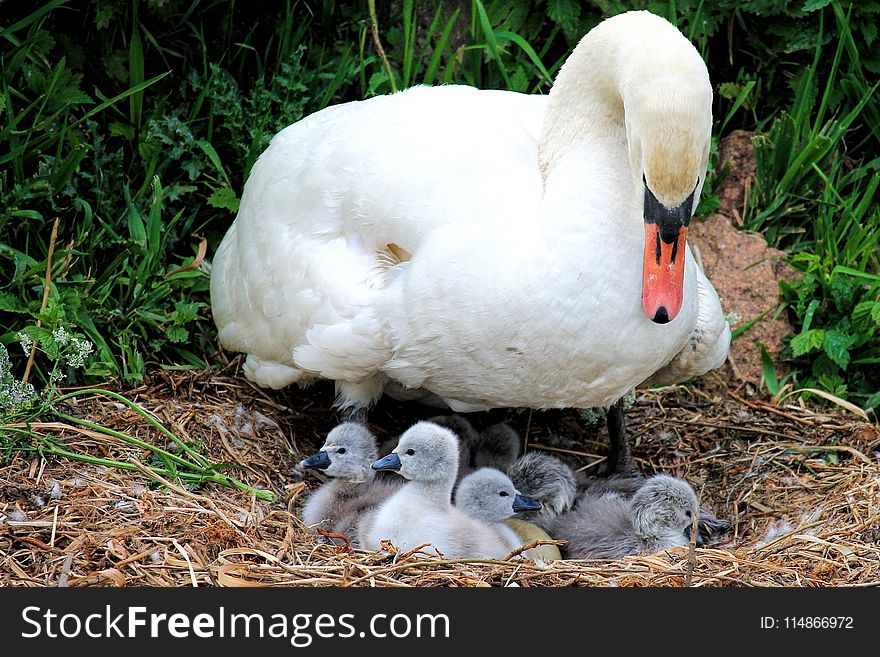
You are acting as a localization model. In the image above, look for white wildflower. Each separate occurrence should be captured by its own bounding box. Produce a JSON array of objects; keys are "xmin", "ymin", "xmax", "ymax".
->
[
  {"xmin": 0, "ymin": 344, "xmax": 39, "ymax": 413},
  {"xmin": 724, "ymin": 311, "xmax": 741, "ymax": 327},
  {"xmin": 17, "ymin": 332, "xmax": 34, "ymax": 354},
  {"xmin": 66, "ymin": 337, "xmax": 94, "ymax": 368},
  {"xmin": 52, "ymin": 326, "xmax": 70, "ymax": 347}
]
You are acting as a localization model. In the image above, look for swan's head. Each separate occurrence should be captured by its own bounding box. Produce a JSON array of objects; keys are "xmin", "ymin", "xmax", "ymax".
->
[
  {"xmin": 622, "ymin": 28, "xmax": 712, "ymax": 324},
  {"xmin": 544, "ymin": 11, "xmax": 712, "ymax": 324},
  {"xmin": 372, "ymin": 421, "xmax": 460, "ymax": 483},
  {"xmin": 457, "ymin": 468, "xmax": 542, "ymax": 523},
  {"xmin": 507, "ymin": 452, "xmax": 578, "ymax": 518},
  {"xmin": 299, "ymin": 422, "xmax": 379, "ymax": 483},
  {"xmin": 630, "ymin": 475, "xmax": 700, "ymax": 546}
]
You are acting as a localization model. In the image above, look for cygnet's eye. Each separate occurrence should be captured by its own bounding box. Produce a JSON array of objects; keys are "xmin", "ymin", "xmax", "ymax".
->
[
  {"xmin": 405, "ymin": 448, "xmax": 415, "ymax": 456},
  {"xmin": 685, "ymin": 510, "xmax": 692, "ymax": 518},
  {"xmin": 499, "ymin": 491, "xmax": 509, "ymax": 497},
  {"xmin": 337, "ymin": 448, "xmax": 347, "ymax": 455}
]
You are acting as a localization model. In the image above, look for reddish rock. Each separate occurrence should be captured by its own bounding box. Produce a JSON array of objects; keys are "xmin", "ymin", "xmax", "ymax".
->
[{"xmin": 689, "ymin": 131, "xmax": 799, "ymax": 387}]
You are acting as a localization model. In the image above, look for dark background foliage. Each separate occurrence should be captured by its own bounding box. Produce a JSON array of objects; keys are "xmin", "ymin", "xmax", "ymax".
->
[{"xmin": 1, "ymin": 0, "xmax": 877, "ymax": 409}]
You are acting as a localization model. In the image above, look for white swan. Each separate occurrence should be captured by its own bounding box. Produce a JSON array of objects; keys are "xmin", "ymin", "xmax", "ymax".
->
[{"xmin": 210, "ymin": 11, "xmax": 731, "ymax": 465}]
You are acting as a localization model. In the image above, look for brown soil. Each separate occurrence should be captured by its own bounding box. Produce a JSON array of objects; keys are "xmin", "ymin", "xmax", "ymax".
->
[{"xmin": 689, "ymin": 129, "xmax": 799, "ymax": 387}]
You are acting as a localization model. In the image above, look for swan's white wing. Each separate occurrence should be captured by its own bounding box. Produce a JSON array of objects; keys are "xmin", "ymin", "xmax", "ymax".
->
[{"xmin": 210, "ymin": 85, "xmax": 545, "ymax": 388}]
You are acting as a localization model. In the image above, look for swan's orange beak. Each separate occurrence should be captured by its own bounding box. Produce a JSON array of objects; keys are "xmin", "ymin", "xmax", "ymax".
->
[
  {"xmin": 642, "ymin": 223, "xmax": 687, "ymax": 324},
  {"xmin": 641, "ymin": 177, "xmax": 697, "ymax": 324}
]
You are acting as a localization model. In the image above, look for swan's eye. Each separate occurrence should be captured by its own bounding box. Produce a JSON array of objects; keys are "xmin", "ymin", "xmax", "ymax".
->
[
  {"xmin": 499, "ymin": 491, "xmax": 509, "ymax": 497},
  {"xmin": 405, "ymin": 448, "xmax": 415, "ymax": 456},
  {"xmin": 337, "ymin": 448, "xmax": 347, "ymax": 455}
]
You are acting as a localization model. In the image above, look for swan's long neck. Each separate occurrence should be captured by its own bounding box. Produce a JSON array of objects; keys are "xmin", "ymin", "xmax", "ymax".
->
[{"xmin": 538, "ymin": 11, "xmax": 711, "ymax": 207}]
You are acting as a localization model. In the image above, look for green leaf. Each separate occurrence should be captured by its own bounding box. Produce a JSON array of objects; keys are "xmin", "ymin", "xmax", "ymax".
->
[
  {"xmin": 791, "ymin": 329, "xmax": 826, "ymax": 356},
  {"xmin": 547, "ymin": 0, "xmax": 581, "ymax": 40},
  {"xmin": 0, "ymin": 292, "xmax": 28, "ymax": 313},
  {"xmin": 49, "ymin": 143, "xmax": 88, "ymax": 191},
  {"xmin": 171, "ymin": 300, "xmax": 201, "ymax": 324},
  {"xmin": 166, "ymin": 325, "xmax": 188, "ymax": 343},
  {"xmin": 196, "ymin": 140, "xmax": 231, "ymax": 186},
  {"xmin": 822, "ymin": 329, "xmax": 852, "ymax": 369},
  {"xmin": 207, "ymin": 187, "xmax": 240, "ymax": 212},
  {"xmin": 759, "ymin": 343, "xmax": 780, "ymax": 396},
  {"xmin": 109, "ymin": 122, "xmax": 135, "ymax": 140},
  {"xmin": 803, "ymin": 0, "xmax": 834, "ymax": 13},
  {"xmin": 801, "ymin": 298, "xmax": 820, "ymax": 332},
  {"xmin": 124, "ymin": 189, "xmax": 146, "ymax": 245},
  {"xmin": 865, "ymin": 390, "xmax": 880, "ymax": 411},
  {"xmin": 852, "ymin": 301, "xmax": 879, "ymax": 329},
  {"xmin": 831, "ymin": 273, "xmax": 859, "ymax": 312}
]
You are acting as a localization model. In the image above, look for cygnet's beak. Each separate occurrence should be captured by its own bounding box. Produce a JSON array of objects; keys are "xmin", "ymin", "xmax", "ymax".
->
[
  {"xmin": 512, "ymin": 493, "xmax": 542, "ymax": 512},
  {"xmin": 372, "ymin": 452, "xmax": 402, "ymax": 471},
  {"xmin": 684, "ymin": 524, "xmax": 705, "ymax": 547},
  {"xmin": 301, "ymin": 450, "xmax": 331, "ymax": 470},
  {"xmin": 641, "ymin": 178, "xmax": 696, "ymax": 324}
]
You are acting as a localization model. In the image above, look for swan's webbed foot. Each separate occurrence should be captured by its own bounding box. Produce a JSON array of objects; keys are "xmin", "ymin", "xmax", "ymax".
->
[{"xmin": 605, "ymin": 398, "xmax": 640, "ymax": 477}]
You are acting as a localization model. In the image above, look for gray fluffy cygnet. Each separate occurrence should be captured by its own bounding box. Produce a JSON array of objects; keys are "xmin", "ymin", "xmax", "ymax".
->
[
  {"xmin": 548, "ymin": 475, "xmax": 700, "ymax": 559},
  {"xmin": 299, "ymin": 422, "xmax": 400, "ymax": 543},
  {"xmin": 455, "ymin": 467, "xmax": 542, "ymax": 551},
  {"xmin": 509, "ymin": 452, "xmax": 729, "ymax": 544},
  {"xmin": 506, "ymin": 452, "xmax": 579, "ymax": 529}
]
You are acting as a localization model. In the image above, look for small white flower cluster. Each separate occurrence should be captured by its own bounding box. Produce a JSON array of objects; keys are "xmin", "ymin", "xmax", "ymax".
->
[
  {"xmin": 724, "ymin": 311, "xmax": 742, "ymax": 327},
  {"xmin": 0, "ymin": 344, "xmax": 38, "ymax": 413},
  {"xmin": 48, "ymin": 327, "xmax": 95, "ymax": 368},
  {"xmin": 18, "ymin": 331, "xmax": 34, "ymax": 354},
  {"xmin": 66, "ymin": 335, "xmax": 94, "ymax": 368}
]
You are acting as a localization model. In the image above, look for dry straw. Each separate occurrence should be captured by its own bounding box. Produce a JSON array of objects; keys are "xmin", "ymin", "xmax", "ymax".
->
[{"xmin": 2, "ymin": 367, "xmax": 878, "ymax": 587}]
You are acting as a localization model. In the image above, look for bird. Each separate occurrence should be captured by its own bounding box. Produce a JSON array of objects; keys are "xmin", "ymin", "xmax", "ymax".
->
[
  {"xmin": 357, "ymin": 421, "xmax": 513, "ymax": 558},
  {"xmin": 454, "ymin": 467, "xmax": 545, "ymax": 557},
  {"xmin": 428, "ymin": 414, "xmax": 522, "ymax": 482},
  {"xmin": 506, "ymin": 451, "xmax": 579, "ymax": 529},
  {"xmin": 547, "ymin": 474, "xmax": 701, "ymax": 559},
  {"xmin": 298, "ymin": 422, "xmax": 400, "ymax": 542},
  {"xmin": 507, "ymin": 451, "xmax": 729, "ymax": 543},
  {"xmin": 577, "ymin": 472, "xmax": 731, "ymax": 541},
  {"xmin": 209, "ymin": 10, "xmax": 731, "ymax": 471}
]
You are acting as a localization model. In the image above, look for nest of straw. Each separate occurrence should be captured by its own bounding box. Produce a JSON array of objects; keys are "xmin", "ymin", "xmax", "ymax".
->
[{"xmin": 2, "ymin": 365, "xmax": 878, "ymax": 587}]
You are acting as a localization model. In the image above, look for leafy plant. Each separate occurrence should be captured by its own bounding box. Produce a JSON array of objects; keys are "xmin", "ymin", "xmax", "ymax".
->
[
  {"xmin": 0, "ymin": 334, "xmax": 275, "ymax": 501},
  {"xmin": 742, "ymin": 5, "xmax": 879, "ymax": 411}
]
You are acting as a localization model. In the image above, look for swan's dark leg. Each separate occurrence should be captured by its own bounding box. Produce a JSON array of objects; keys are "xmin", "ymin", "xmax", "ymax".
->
[
  {"xmin": 605, "ymin": 399, "xmax": 640, "ymax": 476},
  {"xmin": 341, "ymin": 406, "xmax": 368, "ymax": 424}
]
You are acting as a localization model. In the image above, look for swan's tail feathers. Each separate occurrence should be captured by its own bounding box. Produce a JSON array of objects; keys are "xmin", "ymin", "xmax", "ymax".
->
[
  {"xmin": 334, "ymin": 376, "xmax": 387, "ymax": 412},
  {"xmin": 243, "ymin": 355, "xmax": 316, "ymax": 389},
  {"xmin": 292, "ymin": 311, "xmax": 391, "ymax": 382}
]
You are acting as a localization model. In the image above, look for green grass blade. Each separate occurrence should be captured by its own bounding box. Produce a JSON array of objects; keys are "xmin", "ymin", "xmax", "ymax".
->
[
  {"xmin": 129, "ymin": 11, "xmax": 145, "ymax": 130},
  {"xmin": 424, "ymin": 9, "xmax": 460, "ymax": 84},
  {"xmin": 496, "ymin": 30, "xmax": 553, "ymax": 87},
  {"xmin": 473, "ymin": 0, "xmax": 511, "ymax": 88}
]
